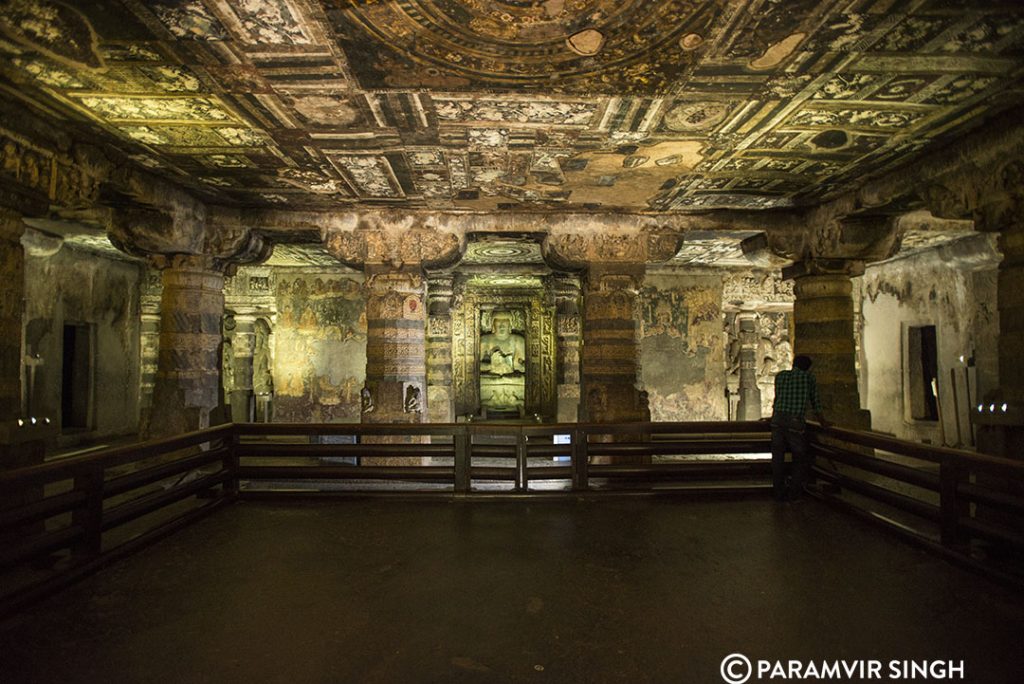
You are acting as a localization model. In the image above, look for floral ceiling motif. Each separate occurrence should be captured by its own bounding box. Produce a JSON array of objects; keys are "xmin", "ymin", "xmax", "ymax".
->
[{"xmin": 0, "ymin": 0, "xmax": 1022, "ymax": 212}]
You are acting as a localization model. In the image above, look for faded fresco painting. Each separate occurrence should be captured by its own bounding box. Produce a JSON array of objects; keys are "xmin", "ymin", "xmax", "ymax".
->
[
  {"xmin": 640, "ymin": 276, "xmax": 726, "ymax": 421},
  {"xmin": 273, "ymin": 274, "xmax": 367, "ymax": 422}
]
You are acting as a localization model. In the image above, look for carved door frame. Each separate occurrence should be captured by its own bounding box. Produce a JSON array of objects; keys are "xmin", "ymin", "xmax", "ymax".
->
[{"xmin": 451, "ymin": 282, "xmax": 556, "ymax": 419}]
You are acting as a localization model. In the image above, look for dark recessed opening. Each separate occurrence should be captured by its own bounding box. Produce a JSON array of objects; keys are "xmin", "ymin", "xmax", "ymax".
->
[
  {"xmin": 908, "ymin": 325, "xmax": 939, "ymax": 422},
  {"xmin": 61, "ymin": 323, "xmax": 91, "ymax": 429}
]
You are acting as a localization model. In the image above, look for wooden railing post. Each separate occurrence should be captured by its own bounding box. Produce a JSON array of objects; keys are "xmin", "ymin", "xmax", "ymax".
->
[
  {"xmin": 515, "ymin": 430, "xmax": 528, "ymax": 492},
  {"xmin": 224, "ymin": 427, "xmax": 241, "ymax": 500},
  {"xmin": 72, "ymin": 466, "xmax": 104, "ymax": 558},
  {"xmin": 572, "ymin": 427, "xmax": 589, "ymax": 491},
  {"xmin": 940, "ymin": 456, "xmax": 968, "ymax": 549},
  {"xmin": 454, "ymin": 427, "xmax": 470, "ymax": 493}
]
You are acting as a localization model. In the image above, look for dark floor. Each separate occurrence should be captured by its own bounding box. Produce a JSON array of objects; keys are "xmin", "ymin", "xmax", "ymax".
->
[{"xmin": 2, "ymin": 498, "xmax": 1023, "ymax": 684}]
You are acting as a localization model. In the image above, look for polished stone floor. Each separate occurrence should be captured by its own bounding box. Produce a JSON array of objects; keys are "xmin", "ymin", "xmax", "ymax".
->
[{"xmin": 1, "ymin": 497, "xmax": 1022, "ymax": 683}]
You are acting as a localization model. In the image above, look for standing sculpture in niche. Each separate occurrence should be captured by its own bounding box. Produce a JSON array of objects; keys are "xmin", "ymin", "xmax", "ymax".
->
[{"xmin": 479, "ymin": 310, "xmax": 526, "ymax": 417}]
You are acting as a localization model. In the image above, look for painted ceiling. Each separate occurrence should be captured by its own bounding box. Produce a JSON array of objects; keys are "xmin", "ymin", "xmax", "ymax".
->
[{"xmin": 1, "ymin": 0, "xmax": 1023, "ymax": 213}]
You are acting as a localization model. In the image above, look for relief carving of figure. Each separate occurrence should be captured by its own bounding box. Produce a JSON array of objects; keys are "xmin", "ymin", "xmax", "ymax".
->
[
  {"xmin": 480, "ymin": 310, "xmax": 526, "ymax": 377},
  {"xmin": 253, "ymin": 320, "xmax": 274, "ymax": 395},
  {"xmin": 404, "ymin": 385, "xmax": 422, "ymax": 413}
]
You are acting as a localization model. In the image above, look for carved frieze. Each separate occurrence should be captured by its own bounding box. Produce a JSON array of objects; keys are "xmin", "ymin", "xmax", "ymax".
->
[{"xmin": 325, "ymin": 227, "xmax": 463, "ymax": 269}]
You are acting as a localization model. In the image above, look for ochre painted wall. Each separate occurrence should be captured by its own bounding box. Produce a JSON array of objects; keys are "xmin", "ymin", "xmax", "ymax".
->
[
  {"xmin": 639, "ymin": 273, "xmax": 727, "ymax": 421},
  {"xmin": 272, "ymin": 272, "xmax": 367, "ymax": 422}
]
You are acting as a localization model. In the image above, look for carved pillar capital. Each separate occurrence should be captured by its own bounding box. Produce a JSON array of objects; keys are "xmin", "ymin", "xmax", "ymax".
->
[
  {"xmin": 782, "ymin": 258, "xmax": 865, "ymax": 281},
  {"xmin": 0, "ymin": 207, "xmax": 24, "ymax": 242},
  {"xmin": 972, "ymin": 159, "xmax": 1024, "ymax": 233},
  {"xmin": 107, "ymin": 201, "xmax": 270, "ymax": 274},
  {"xmin": 769, "ymin": 212, "xmax": 901, "ymax": 266}
]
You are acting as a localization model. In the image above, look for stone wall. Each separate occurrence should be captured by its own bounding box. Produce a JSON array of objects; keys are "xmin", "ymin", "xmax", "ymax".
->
[
  {"xmin": 639, "ymin": 272, "xmax": 726, "ymax": 421},
  {"xmin": 272, "ymin": 271, "xmax": 366, "ymax": 422},
  {"xmin": 23, "ymin": 241, "xmax": 142, "ymax": 443},
  {"xmin": 860, "ymin": 236, "xmax": 999, "ymax": 445}
]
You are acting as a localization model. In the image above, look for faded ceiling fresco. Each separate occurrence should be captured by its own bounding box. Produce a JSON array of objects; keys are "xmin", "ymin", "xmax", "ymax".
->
[{"xmin": 1, "ymin": 0, "xmax": 1022, "ymax": 212}]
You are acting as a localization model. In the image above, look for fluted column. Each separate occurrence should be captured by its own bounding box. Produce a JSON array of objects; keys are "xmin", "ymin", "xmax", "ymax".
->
[
  {"xmin": 230, "ymin": 314, "xmax": 257, "ymax": 423},
  {"xmin": 735, "ymin": 311, "xmax": 762, "ymax": 421},
  {"xmin": 0, "ymin": 208, "xmax": 23, "ymax": 424},
  {"xmin": 581, "ymin": 264, "xmax": 644, "ymax": 424},
  {"xmin": 146, "ymin": 255, "xmax": 225, "ymax": 439},
  {"xmin": 785, "ymin": 259, "xmax": 870, "ymax": 429}
]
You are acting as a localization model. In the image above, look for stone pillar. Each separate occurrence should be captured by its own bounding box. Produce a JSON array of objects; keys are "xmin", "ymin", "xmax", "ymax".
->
[
  {"xmin": 229, "ymin": 314, "xmax": 256, "ymax": 423},
  {"xmin": 0, "ymin": 208, "xmax": 24, "ymax": 424},
  {"xmin": 554, "ymin": 275, "xmax": 582, "ymax": 423},
  {"xmin": 785, "ymin": 259, "xmax": 871, "ymax": 429},
  {"xmin": 362, "ymin": 268, "xmax": 427, "ymax": 427},
  {"xmin": 997, "ymin": 226, "xmax": 1024, "ymax": 407},
  {"xmin": 425, "ymin": 274, "xmax": 454, "ymax": 424},
  {"xmin": 581, "ymin": 264, "xmax": 644, "ymax": 424},
  {"xmin": 146, "ymin": 255, "xmax": 225, "ymax": 439},
  {"xmin": 735, "ymin": 311, "xmax": 762, "ymax": 421},
  {"xmin": 138, "ymin": 269, "xmax": 163, "ymax": 431},
  {"xmin": 977, "ymin": 223, "xmax": 1024, "ymax": 457}
]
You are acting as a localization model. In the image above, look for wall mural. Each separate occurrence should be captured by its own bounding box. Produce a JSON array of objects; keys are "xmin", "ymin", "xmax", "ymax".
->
[
  {"xmin": 640, "ymin": 277, "xmax": 726, "ymax": 421},
  {"xmin": 1, "ymin": 0, "xmax": 1023, "ymax": 212},
  {"xmin": 272, "ymin": 274, "xmax": 367, "ymax": 423}
]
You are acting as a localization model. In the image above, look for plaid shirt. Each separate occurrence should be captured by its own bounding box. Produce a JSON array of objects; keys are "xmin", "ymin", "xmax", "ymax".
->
[{"xmin": 772, "ymin": 368, "xmax": 823, "ymax": 417}]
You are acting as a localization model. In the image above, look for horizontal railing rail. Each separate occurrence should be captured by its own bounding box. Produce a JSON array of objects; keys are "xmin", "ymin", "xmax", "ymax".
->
[
  {"xmin": 231, "ymin": 421, "xmax": 773, "ymax": 495},
  {"xmin": 4, "ymin": 418, "xmax": 1023, "ymax": 616},
  {"xmin": 0, "ymin": 425, "xmax": 235, "ymax": 618},
  {"xmin": 806, "ymin": 423, "xmax": 1024, "ymax": 585}
]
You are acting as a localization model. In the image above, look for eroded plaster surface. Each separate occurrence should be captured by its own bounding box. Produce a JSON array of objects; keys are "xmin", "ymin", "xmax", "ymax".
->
[
  {"xmin": 23, "ymin": 239, "xmax": 141, "ymax": 442},
  {"xmin": 860, "ymin": 234, "xmax": 999, "ymax": 445}
]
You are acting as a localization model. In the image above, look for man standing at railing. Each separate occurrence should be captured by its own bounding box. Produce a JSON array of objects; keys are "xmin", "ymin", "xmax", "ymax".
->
[{"xmin": 769, "ymin": 355, "xmax": 829, "ymax": 502}]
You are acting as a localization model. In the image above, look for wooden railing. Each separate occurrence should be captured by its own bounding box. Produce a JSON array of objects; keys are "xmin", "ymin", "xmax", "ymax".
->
[
  {"xmin": 234, "ymin": 420, "xmax": 772, "ymax": 494},
  {"xmin": 0, "ymin": 425, "xmax": 234, "ymax": 617},
  {"xmin": 807, "ymin": 424, "xmax": 1024, "ymax": 584},
  {"xmin": 2, "ymin": 419, "xmax": 1023, "ymax": 615}
]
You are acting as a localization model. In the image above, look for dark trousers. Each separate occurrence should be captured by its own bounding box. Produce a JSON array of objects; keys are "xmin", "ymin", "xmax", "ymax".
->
[{"xmin": 770, "ymin": 413, "xmax": 812, "ymax": 500}]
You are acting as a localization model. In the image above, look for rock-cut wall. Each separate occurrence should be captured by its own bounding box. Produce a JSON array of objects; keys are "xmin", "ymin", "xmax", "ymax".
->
[
  {"xmin": 23, "ymin": 240, "xmax": 142, "ymax": 443},
  {"xmin": 860, "ymin": 235, "xmax": 999, "ymax": 445}
]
